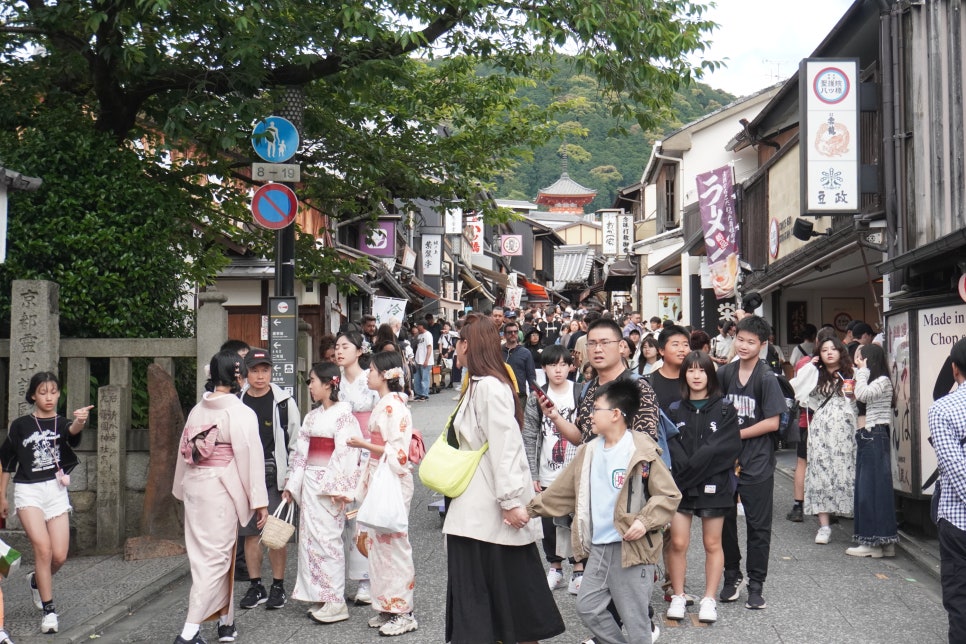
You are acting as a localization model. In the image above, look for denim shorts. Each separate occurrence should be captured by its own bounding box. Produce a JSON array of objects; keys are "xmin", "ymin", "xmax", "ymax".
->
[{"xmin": 14, "ymin": 479, "xmax": 71, "ymax": 521}]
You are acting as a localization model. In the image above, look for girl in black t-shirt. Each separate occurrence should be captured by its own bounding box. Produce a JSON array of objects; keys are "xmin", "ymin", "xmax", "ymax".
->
[{"xmin": 0, "ymin": 372, "xmax": 92, "ymax": 635}]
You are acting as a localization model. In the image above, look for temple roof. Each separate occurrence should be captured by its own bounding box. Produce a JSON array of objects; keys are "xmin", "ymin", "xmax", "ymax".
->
[{"xmin": 537, "ymin": 172, "xmax": 597, "ymax": 198}]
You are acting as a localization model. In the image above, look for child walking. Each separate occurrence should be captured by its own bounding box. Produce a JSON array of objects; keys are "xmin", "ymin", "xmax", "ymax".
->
[
  {"xmin": 0, "ymin": 372, "xmax": 92, "ymax": 635},
  {"xmin": 529, "ymin": 379, "xmax": 680, "ymax": 644},
  {"xmin": 346, "ymin": 351, "xmax": 417, "ymax": 636},
  {"xmin": 522, "ymin": 345, "xmax": 583, "ymax": 590},
  {"xmin": 666, "ymin": 352, "xmax": 741, "ymax": 624},
  {"xmin": 284, "ymin": 362, "xmax": 365, "ymax": 624}
]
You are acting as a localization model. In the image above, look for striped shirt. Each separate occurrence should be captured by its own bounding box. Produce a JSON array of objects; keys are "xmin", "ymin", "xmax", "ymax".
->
[
  {"xmin": 853, "ymin": 369, "xmax": 893, "ymax": 427},
  {"xmin": 930, "ymin": 384, "xmax": 966, "ymax": 531}
]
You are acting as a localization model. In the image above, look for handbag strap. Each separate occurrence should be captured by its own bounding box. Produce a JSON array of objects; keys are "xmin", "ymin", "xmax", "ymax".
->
[
  {"xmin": 445, "ymin": 388, "xmax": 468, "ymax": 450},
  {"xmin": 272, "ymin": 498, "xmax": 293, "ymax": 523}
]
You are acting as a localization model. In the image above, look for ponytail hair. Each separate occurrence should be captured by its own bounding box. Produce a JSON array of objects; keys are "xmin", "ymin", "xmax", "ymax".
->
[{"xmin": 206, "ymin": 350, "xmax": 247, "ymax": 394}]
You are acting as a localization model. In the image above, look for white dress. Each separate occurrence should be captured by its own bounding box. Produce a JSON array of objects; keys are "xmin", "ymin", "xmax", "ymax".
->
[{"xmin": 804, "ymin": 387, "xmax": 858, "ymax": 516}]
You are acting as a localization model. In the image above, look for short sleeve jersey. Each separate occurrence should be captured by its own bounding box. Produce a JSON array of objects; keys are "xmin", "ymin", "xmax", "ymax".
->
[{"xmin": 718, "ymin": 360, "xmax": 787, "ymax": 484}]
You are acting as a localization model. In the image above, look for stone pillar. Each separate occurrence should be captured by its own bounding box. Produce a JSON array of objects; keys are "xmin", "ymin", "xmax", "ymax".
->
[
  {"xmin": 97, "ymin": 385, "xmax": 129, "ymax": 553},
  {"xmin": 297, "ymin": 318, "xmax": 312, "ymax": 416},
  {"xmin": 7, "ymin": 280, "xmax": 59, "ymax": 425},
  {"xmin": 139, "ymin": 364, "xmax": 185, "ymax": 539},
  {"xmin": 196, "ymin": 288, "xmax": 229, "ymax": 398}
]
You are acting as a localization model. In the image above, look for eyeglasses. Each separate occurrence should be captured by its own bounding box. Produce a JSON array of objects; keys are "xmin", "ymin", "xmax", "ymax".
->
[
  {"xmin": 592, "ymin": 406, "xmax": 618, "ymax": 413},
  {"xmin": 586, "ymin": 339, "xmax": 621, "ymax": 350}
]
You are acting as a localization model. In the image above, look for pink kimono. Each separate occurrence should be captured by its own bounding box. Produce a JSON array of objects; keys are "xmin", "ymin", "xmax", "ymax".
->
[
  {"xmin": 360, "ymin": 392, "xmax": 415, "ymax": 615},
  {"xmin": 172, "ymin": 392, "xmax": 267, "ymax": 624}
]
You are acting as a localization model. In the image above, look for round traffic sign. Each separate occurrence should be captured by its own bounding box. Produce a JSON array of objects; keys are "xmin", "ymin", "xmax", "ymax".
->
[
  {"xmin": 251, "ymin": 183, "xmax": 298, "ymax": 230},
  {"xmin": 252, "ymin": 116, "xmax": 300, "ymax": 163}
]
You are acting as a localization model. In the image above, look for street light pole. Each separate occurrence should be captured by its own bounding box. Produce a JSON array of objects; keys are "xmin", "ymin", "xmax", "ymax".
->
[{"xmin": 275, "ymin": 85, "xmax": 304, "ymax": 297}]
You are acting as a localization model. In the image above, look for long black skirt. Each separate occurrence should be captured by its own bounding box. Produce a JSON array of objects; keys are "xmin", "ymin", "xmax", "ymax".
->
[{"xmin": 446, "ymin": 534, "xmax": 566, "ymax": 644}]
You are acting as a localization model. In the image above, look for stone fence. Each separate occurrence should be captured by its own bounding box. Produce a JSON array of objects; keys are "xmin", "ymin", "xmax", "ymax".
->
[{"xmin": 0, "ymin": 280, "xmax": 312, "ymax": 556}]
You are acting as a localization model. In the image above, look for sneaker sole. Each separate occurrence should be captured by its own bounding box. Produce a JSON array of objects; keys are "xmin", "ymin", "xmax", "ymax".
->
[
  {"xmin": 267, "ymin": 601, "xmax": 286, "ymax": 609},
  {"xmin": 379, "ymin": 624, "xmax": 418, "ymax": 636},
  {"xmin": 719, "ymin": 579, "xmax": 745, "ymax": 602},
  {"xmin": 309, "ymin": 612, "xmax": 349, "ymax": 624},
  {"xmin": 698, "ymin": 615, "xmax": 717, "ymax": 623},
  {"xmin": 665, "ymin": 611, "xmax": 685, "ymax": 621},
  {"xmin": 240, "ymin": 598, "xmax": 268, "ymax": 609},
  {"xmin": 219, "ymin": 631, "xmax": 238, "ymax": 642},
  {"xmin": 745, "ymin": 601, "xmax": 767, "ymax": 610}
]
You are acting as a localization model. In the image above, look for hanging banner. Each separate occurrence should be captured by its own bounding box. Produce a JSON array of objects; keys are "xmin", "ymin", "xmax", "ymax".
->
[
  {"xmin": 601, "ymin": 211, "xmax": 618, "ymax": 256},
  {"xmin": 466, "ymin": 216, "xmax": 484, "ymax": 256},
  {"xmin": 618, "ymin": 213, "xmax": 634, "ymax": 256},
  {"xmin": 372, "ymin": 296, "xmax": 408, "ymax": 327},
  {"xmin": 421, "ymin": 234, "xmax": 442, "ymax": 275},
  {"xmin": 696, "ymin": 165, "xmax": 739, "ymax": 300},
  {"xmin": 444, "ymin": 208, "xmax": 463, "ymax": 235},
  {"xmin": 505, "ymin": 285, "xmax": 523, "ymax": 310},
  {"xmin": 800, "ymin": 58, "xmax": 860, "ymax": 215},
  {"xmin": 500, "ymin": 234, "xmax": 523, "ymax": 256}
]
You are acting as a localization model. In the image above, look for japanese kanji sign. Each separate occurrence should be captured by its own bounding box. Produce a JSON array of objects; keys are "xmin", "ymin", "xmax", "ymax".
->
[
  {"xmin": 601, "ymin": 211, "xmax": 619, "ymax": 256},
  {"xmin": 421, "ymin": 234, "xmax": 441, "ymax": 275},
  {"xmin": 696, "ymin": 164, "xmax": 739, "ymax": 300},
  {"xmin": 800, "ymin": 58, "xmax": 860, "ymax": 215},
  {"xmin": 372, "ymin": 296, "xmax": 408, "ymax": 327}
]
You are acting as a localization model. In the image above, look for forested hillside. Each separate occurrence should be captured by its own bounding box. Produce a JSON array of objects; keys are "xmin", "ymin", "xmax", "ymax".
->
[{"xmin": 493, "ymin": 55, "xmax": 737, "ymax": 212}]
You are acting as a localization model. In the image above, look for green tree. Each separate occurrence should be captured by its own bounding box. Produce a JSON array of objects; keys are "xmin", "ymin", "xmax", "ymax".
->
[{"xmin": 0, "ymin": 0, "xmax": 717, "ymax": 335}]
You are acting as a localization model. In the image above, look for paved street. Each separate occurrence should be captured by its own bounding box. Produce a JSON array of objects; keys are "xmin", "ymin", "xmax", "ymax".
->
[{"xmin": 3, "ymin": 390, "xmax": 949, "ymax": 643}]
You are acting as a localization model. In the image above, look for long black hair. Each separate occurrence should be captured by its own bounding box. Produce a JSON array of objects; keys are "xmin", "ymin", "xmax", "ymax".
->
[
  {"xmin": 370, "ymin": 350, "xmax": 405, "ymax": 393},
  {"xmin": 26, "ymin": 371, "xmax": 60, "ymax": 404},
  {"xmin": 679, "ymin": 351, "xmax": 721, "ymax": 400},
  {"xmin": 311, "ymin": 361, "xmax": 342, "ymax": 403},
  {"xmin": 206, "ymin": 349, "xmax": 246, "ymax": 394}
]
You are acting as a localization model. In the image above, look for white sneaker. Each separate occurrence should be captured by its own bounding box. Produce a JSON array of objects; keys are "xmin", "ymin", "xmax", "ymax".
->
[
  {"xmin": 27, "ymin": 572, "xmax": 42, "ymax": 610},
  {"xmin": 651, "ymin": 623, "xmax": 660, "ymax": 643},
  {"xmin": 698, "ymin": 597, "xmax": 717, "ymax": 623},
  {"xmin": 379, "ymin": 612, "xmax": 418, "ymax": 636},
  {"xmin": 666, "ymin": 594, "xmax": 687, "ymax": 620},
  {"xmin": 309, "ymin": 601, "xmax": 349, "ymax": 624},
  {"xmin": 845, "ymin": 544, "xmax": 883, "ymax": 558},
  {"xmin": 368, "ymin": 612, "xmax": 393, "ymax": 628},
  {"xmin": 815, "ymin": 526, "xmax": 832, "ymax": 544},
  {"xmin": 568, "ymin": 572, "xmax": 583, "ymax": 595},
  {"xmin": 41, "ymin": 612, "xmax": 58, "ymax": 634},
  {"xmin": 546, "ymin": 567, "xmax": 565, "ymax": 590},
  {"xmin": 354, "ymin": 580, "xmax": 372, "ymax": 605}
]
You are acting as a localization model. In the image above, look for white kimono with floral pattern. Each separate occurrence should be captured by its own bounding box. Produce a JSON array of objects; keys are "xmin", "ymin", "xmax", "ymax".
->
[
  {"xmin": 358, "ymin": 392, "xmax": 416, "ymax": 615},
  {"xmin": 285, "ymin": 402, "xmax": 364, "ymax": 604}
]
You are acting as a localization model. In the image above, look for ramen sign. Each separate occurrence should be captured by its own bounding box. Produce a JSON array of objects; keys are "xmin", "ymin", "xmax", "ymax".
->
[{"xmin": 696, "ymin": 164, "xmax": 740, "ymax": 300}]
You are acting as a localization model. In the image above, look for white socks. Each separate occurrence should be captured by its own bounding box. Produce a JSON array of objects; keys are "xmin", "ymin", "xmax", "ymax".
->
[
  {"xmin": 180, "ymin": 622, "xmax": 200, "ymax": 640},
  {"xmin": 219, "ymin": 615, "xmax": 232, "ymax": 626}
]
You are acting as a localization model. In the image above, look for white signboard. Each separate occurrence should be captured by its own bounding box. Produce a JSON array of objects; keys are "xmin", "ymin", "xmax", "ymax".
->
[
  {"xmin": 801, "ymin": 58, "xmax": 860, "ymax": 214},
  {"xmin": 444, "ymin": 208, "xmax": 463, "ymax": 235},
  {"xmin": 505, "ymin": 286, "xmax": 523, "ymax": 310},
  {"xmin": 917, "ymin": 304, "xmax": 966, "ymax": 493},
  {"xmin": 467, "ymin": 216, "xmax": 484, "ymax": 256},
  {"xmin": 501, "ymin": 234, "xmax": 523, "ymax": 256},
  {"xmin": 617, "ymin": 213, "xmax": 634, "ymax": 256},
  {"xmin": 601, "ymin": 211, "xmax": 618, "ymax": 256},
  {"xmin": 372, "ymin": 296, "xmax": 408, "ymax": 327},
  {"xmin": 421, "ymin": 234, "xmax": 442, "ymax": 276}
]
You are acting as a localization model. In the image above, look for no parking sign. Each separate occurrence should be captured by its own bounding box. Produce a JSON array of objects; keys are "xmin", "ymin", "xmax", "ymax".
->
[{"xmin": 251, "ymin": 183, "xmax": 298, "ymax": 230}]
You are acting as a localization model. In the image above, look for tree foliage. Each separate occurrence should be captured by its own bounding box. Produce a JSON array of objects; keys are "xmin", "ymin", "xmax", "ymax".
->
[{"xmin": 0, "ymin": 0, "xmax": 718, "ymax": 336}]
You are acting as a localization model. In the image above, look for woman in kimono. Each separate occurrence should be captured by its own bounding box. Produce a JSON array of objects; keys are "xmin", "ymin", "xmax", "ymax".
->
[
  {"xmin": 346, "ymin": 350, "xmax": 417, "ymax": 637},
  {"xmin": 284, "ymin": 362, "xmax": 364, "ymax": 624},
  {"xmin": 804, "ymin": 336, "xmax": 858, "ymax": 546},
  {"xmin": 172, "ymin": 350, "xmax": 268, "ymax": 644},
  {"xmin": 335, "ymin": 330, "xmax": 379, "ymax": 603}
]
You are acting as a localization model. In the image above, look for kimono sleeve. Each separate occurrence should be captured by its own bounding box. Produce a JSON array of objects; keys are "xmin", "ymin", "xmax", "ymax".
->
[
  {"xmin": 381, "ymin": 396, "xmax": 414, "ymax": 476},
  {"xmin": 319, "ymin": 409, "xmax": 365, "ymax": 498},
  {"xmin": 284, "ymin": 408, "xmax": 314, "ymax": 501}
]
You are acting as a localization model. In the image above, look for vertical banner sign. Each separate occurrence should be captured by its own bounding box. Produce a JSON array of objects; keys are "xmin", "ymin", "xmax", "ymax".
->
[
  {"xmin": 617, "ymin": 213, "xmax": 634, "ymax": 256},
  {"xmin": 268, "ymin": 297, "xmax": 298, "ymax": 399},
  {"xmin": 505, "ymin": 286, "xmax": 523, "ymax": 310},
  {"xmin": 372, "ymin": 296, "xmax": 408, "ymax": 327},
  {"xmin": 467, "ymin": 216, "xmax": 484, "ymax": 256},
  {"xmin": 421, "ymin": 234, "xmax": 442, "ymax": 275},
  {"xmin": 886, "ymin": 311, "xmax": 912, "ymax": 494},
  {"xmin": 696, "ymin": 165, "xmax": 740, "ymax": 300},
  {"xmin": 601, "ymin": 211, "xmax": 618, "ymax": 256},
  {"xmin": 800, "ymin": 58, "xmax": 860, "ymax": 215},
  {"xmin": 444, "ymin": 208, "xmax": 463, "ymax": 235}
]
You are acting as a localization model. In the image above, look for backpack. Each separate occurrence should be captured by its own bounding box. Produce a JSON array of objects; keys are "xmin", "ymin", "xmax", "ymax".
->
[
  {"xmin": 765, "ymin": 344, "xmax": 783, "ymax": 375},
  {"xmin": 180, "ymin": 423, "xmax": 219, "ymax": 465}
]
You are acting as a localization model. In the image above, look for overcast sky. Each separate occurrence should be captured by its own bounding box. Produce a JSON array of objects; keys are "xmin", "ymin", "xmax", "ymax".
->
[{"xmin": 696, "ymin": 0, "xmax": 857, "ymax": 97}]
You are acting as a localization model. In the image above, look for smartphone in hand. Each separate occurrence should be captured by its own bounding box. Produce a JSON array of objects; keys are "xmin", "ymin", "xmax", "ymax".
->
[{"xmin": 530, "ymin": 381, "xmax": 554, "ymax": 412}]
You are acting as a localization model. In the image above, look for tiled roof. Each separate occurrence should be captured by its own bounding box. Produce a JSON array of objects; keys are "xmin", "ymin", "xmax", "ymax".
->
[
  {"xmin": 552, "ymin": 245, "xmax": 596, "ymax": 288},
  {"xmin": 538, "ymin": 172, "xmax": 597, "ymax": 197}
]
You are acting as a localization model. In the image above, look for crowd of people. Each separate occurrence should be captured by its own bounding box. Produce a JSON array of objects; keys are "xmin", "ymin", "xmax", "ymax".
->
[{"xmin": 3, "ymin": 299, "xmax": 964, "ymax": 643}]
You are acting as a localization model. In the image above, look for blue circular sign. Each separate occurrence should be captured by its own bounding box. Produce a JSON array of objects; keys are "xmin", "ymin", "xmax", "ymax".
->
[
  {"xmin": 251, "ymin": 116, "xmax": 300, "ymax": 163},
  {"xmin": 251, "ymin": 183, "xmax": 298, "ymax": 230}
]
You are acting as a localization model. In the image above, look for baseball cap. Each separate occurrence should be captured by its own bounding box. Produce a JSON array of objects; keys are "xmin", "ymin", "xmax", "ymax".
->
[
  {"xmin": 245, "ymin": 348, "xmax": 272, "ymax": 368},
  {"xmin": 505, "ymin": 310, "xmax": 518, "ymax": 319}
]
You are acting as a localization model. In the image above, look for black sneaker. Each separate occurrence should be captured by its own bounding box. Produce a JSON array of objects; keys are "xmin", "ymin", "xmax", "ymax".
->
[
  {"xmin": 174, "ymin": 631, "xmax": 208, "ymax": 644},
  {"xmin": 745, "ymin": 583, "xmax": 767, "ymax": 610},
  {"xmin": 239, "ymin": 583, "xmax": 268, "ymax": 609},
  {"xmin": 217, "ymin": 623, "xmax": 238, "ymax": 642},
  {"xmin": 267, "ymin": 583, "xmax": 286, "ymax": 609},
  {"xmin": 786, "ymin": 505, "xmax": 804, "ymax": 522},
  {"xmin": 719, "ymin": 571, "xmax": 745, "ymax": 603}
]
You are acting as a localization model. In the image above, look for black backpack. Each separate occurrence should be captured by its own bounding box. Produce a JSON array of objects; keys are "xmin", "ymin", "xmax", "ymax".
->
[{"xmin": 774, "ymin": 375, "xmax": 800, "ymax": 444}]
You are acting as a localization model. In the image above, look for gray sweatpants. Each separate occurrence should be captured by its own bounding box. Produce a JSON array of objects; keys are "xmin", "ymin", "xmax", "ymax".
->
[{"xmin": 576, "ymin": 541, "xmax": 655, "ymax": 644}]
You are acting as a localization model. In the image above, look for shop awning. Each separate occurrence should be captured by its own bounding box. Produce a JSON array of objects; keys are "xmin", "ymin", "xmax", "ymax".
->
[
  {"xmin": 876, "ymin": 227, "xmax": 966, "ymax": 275},
  {"xmin": 459, "ymin": 267, "xmax": 495, "ymax": 302},
  {"xmin": 474, "ymin": 265, "xmax": 509, "ymax": 289},
  {"xmin": 521, "ymin": 278, "xmax": 550, "ymax": 302},
  {"xmin": 370, "ymin": 267, "xmax": 408, "ymax": 299},
  {"xmin": 405, "ymin": 277, "xmax": 439, "ymax": 300},
  {"xmin": 742, "ymin": 225, "xmax": 857, "ymax": 295},
  {"xmin": 645, "ymin": 241, "xmax": 685, "ymax": 275}
]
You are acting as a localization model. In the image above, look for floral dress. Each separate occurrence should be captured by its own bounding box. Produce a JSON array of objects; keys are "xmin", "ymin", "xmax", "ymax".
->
[
  {"xmin": 804, "ymin": 385, "xmax": 858, "ymax": 516},
  {"xmin": 359, "ymin": 392, "xmax": 415, "ymax": 615},
  {"xmin": 285, "ymin": 402, "xmax": 364, "ymax": 604}
]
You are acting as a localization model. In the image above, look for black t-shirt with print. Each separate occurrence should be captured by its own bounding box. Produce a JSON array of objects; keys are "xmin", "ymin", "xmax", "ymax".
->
[
  {"xmin": 646, "ymin": 369, "xmax": 682, "ymax": 415},
  {"xmin": 0, "ymin": 415, "xmax": 81, "ymax": 483},
  {"xmin": 717, "ymin": 359, "xmax": 788, "ymax": 484},
  {"xmin": 243, "ymin": 391, "xmax": 275, "ymax": 460}
]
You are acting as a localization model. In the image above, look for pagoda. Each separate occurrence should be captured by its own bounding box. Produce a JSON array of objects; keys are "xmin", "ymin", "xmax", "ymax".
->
[{"xmin": 535, "ymin": 157, "xmax": 597, "ymax": 214}]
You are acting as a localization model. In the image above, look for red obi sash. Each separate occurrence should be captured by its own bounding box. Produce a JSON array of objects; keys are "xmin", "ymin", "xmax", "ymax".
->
[
  {"xmin": 307, "ymin": 436, "xmax": 335, "ymax": 467},
  {"xmin": 353, "ymin": 411, "xmax": 372, "ymax": 440}
]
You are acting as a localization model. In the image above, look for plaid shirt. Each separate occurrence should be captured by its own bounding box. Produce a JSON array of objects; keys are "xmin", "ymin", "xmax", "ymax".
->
[{"xmin": 930, "ymin": 384, "xmax": 966, "ymax": 530}]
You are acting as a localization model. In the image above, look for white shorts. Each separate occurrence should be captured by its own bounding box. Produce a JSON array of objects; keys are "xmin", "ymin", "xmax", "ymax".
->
[{"xmin": 14, "ymin": 479, "xmax": 71, "ymax": 521}]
